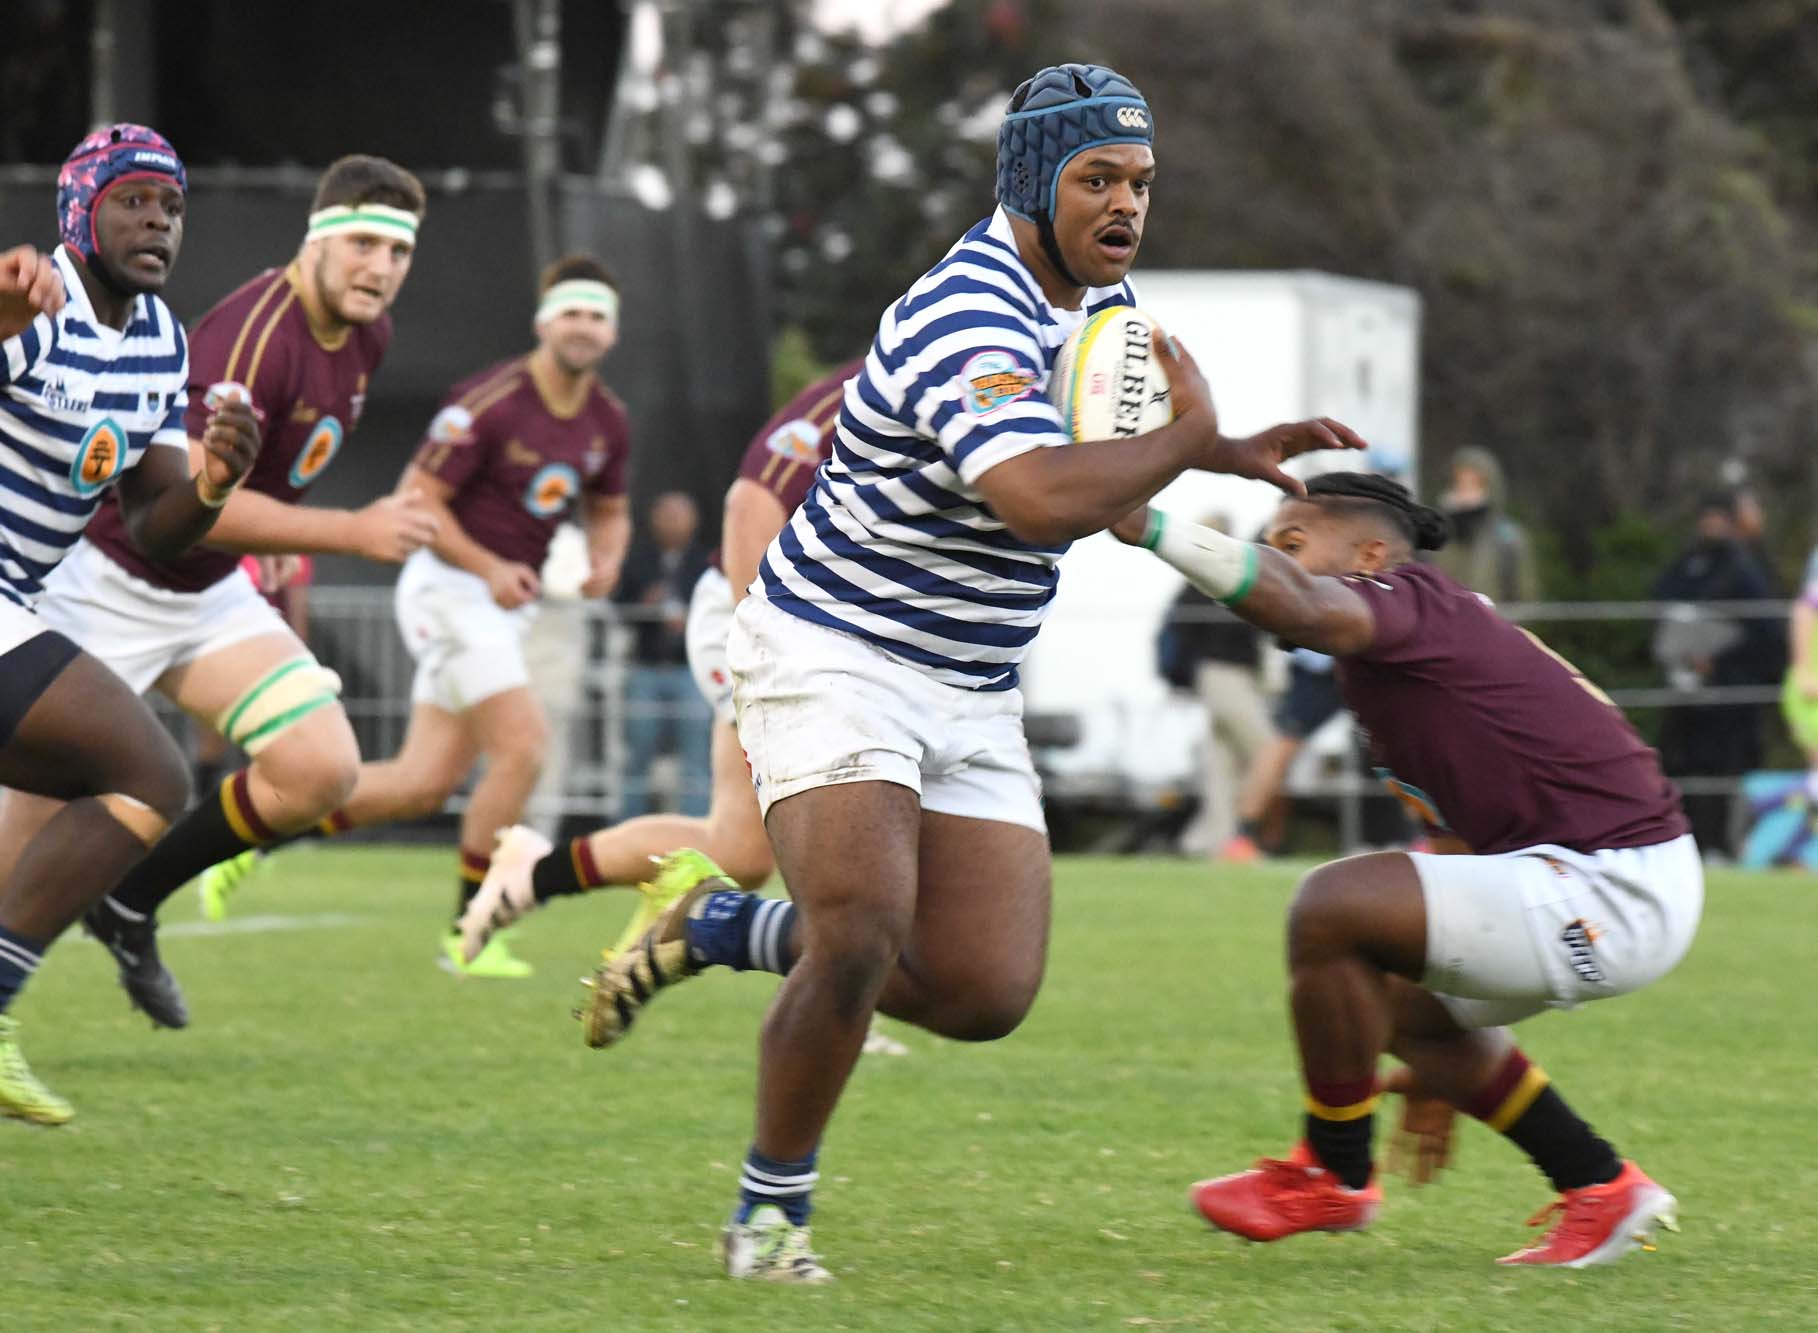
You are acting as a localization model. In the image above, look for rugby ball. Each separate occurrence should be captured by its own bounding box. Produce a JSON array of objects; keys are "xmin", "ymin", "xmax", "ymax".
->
[{"xmin": 1049, "ymin": 306, "xmax": 1174, "ymax": 442}]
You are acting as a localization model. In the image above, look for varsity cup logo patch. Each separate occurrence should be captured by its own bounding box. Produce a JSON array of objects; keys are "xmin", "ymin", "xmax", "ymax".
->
[
  {"xmin": 289, "ymin": 416, "xmax": 344, "ymax": 488},
  {"xmin": 960, "ymin": 349, "xmax": 1036, "ymax": 417},
  {"xmin": 764, "ymin": 418, "xmax": 822, "ymax": 463},
  {"xmin": 525, "ymin": 462, "xmax": 580, "ymax": 517},
  {"xmin": 70, "ymin": 417, "xmax": 127, "ymax": 496}
]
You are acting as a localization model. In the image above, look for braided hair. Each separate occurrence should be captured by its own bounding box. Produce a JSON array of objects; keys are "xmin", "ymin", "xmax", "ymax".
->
[{"xmin": 1303, "ymin": 472, "xmax": 1450, "ymax": 552}]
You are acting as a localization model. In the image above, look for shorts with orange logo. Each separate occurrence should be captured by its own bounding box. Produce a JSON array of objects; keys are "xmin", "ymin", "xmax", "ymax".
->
[{"xmin": 1412, "ymin": 833, "xmax": 1703, "ymax": 1029}]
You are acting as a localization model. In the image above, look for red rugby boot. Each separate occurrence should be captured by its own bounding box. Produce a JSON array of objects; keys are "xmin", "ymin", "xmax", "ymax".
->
[
  {"xmin": 1190, "ymin": 1141, "xmax": 1381, "ymax": 1241},
  {"xmin": 1497, "ymin": 1161, "xmax": 1678, "ymax": 1268}
]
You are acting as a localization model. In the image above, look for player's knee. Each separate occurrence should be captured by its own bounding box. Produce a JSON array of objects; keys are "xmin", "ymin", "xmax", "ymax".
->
[
  {"xmin": 486, "ymin": 720, "xmax": 549, "ymax": 775},
  {"xmin": 1286, "ymin": 863, "xmax": 1368, "ymax": 967},
  {"xmin": 802, "ymin": 909, "xmax": 906, "ymax": 1019},
  {"xmin": 940, "ymin": 986, "xmax": 1038, "ymax": 1043},
  {"xmin": 255, "ymin": 729, "xmax": 360, "ymax": 816}
]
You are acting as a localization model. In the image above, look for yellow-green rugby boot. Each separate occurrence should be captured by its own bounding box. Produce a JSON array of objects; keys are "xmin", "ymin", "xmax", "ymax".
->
[{"xmin": 0, "ymin": 1016, "xmax": 73, "ymax": 1126}]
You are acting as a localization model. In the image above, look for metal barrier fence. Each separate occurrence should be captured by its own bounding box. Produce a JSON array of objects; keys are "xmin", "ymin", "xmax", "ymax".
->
[{"xmin": 151, "ymin": 591, "xmax": 1799, "ymax": 847}]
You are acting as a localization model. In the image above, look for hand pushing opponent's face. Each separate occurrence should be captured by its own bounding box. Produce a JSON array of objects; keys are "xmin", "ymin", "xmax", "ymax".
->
[{"xmin": 1049, "ymin": 143, "xmax": 1153, "ymax": 289}]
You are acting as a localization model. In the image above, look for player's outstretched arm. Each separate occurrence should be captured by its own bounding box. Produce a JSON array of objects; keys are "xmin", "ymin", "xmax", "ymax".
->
[
  {"xmin": 975, "ymin": 334, "xmax": 1364, "ymax": 545},
  {"xmin": 0, "ymin": 244, "xmax": 65, "ymax": 342},
  {"xmin": 197, "ymin": 477, "xmax": 438, "ymax": 562},
  {"xmin": 1110, "ymin": 507, "xmax": 1377, "ymax": 656},
  {"xmin": 115, "ymin": 399, "xmax": 262, "ymax": 559}
]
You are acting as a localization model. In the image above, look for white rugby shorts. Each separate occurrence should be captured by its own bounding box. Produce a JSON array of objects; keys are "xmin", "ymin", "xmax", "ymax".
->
[
  {"xmin": 394, "ymin": 549, "xmax": 536, "ymax": 712},
  {"xmin": 726, "ymin": 593, "xmax": 1045, "ymax": 833},
  {"xmin": 684, "ymin": 566, "xmax": 737, "ymax": 725},
  {"xmin": 1414, "ymin": 833, "xmax": 1703, "ymax": 1029},
  {"xmin": 35, "ymin": 539, "xmax": 293, "ymax": 693}
]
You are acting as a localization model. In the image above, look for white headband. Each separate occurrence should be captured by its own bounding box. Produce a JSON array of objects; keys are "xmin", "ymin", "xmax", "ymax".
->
[
  {"xmin": 536, "ymin": 279, "xmax": 620, "ymax": 326},
  {"xmin": 306, "ymin": 203, "xmax": 420, "ymax": 244}
]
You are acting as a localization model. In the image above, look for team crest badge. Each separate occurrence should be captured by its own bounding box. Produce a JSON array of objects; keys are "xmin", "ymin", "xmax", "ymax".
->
[
  {"xmin": 70, "ymin": 417, "xmax": 127, "ymax": 496},
  {"xmin": 427, "ymin": 405, "xmax": 474, "ymax": 446},
  {"xmin": 525, "ymin": 462, "xmax": 580, "ymax": 517},
  {"xmin": 764, "ymin": 418, "xmax": 822, "ymax": 463},
  {"xmin": 959, "ymin": 349, "xmax": 1036, "ymax": 417},
  {"xmin": 289, "ymin": 416, "xmax": 344, "ymax": 488}
]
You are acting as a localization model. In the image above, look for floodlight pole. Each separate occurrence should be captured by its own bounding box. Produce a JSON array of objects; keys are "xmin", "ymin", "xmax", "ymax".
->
[{"xmin": 514, "ymin": 0, "xmax": 563, "ymax": 278}]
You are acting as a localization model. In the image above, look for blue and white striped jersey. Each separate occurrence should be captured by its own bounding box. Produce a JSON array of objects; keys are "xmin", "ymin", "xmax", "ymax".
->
[
  {"xmin": 0, "ymin": 245, "xmax": 188, "ymax": 606},
  {"xmin": 757, "ymin": 209, "xmax": 1136, "ymax": 691}
]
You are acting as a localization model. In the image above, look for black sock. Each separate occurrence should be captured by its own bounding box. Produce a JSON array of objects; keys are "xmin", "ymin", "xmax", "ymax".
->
[
  {"xmin": 1304, "ymin": 1075, "xmax": 1377, "ymax": 1189},
  {"xmin": 112, "ymin": 772, "xmax": 272, "ymax": 917},
  {"xmin": 531, "ymin": 839, "xmax": 597, "ymax": 902},
  {"xmin": 1466, "ymin": 1049, "xmax": 1621, "ymax": 1192},
  {"xmin": 455, "ymin": 849, "xmax": 489, "ymax": 925}
]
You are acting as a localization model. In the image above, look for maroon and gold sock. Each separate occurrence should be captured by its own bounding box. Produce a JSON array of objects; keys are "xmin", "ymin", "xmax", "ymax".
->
[
  {"xmin": 456, "ymin": 848, "xmax": 490, "ymax": 924},
  {"xmin": 1465, "ymin": 1048, "xmax": 1620, "ymax": 1192},
  {"xmin": 111, "ymin": 771, "xmax": 279, "ymax": 917},
  {"xmin": 531, "ymin": 837, "xmax": 610, "ymax": 902},
  {"xmin": 1303, "ymin": 1074, "xmax": 1377, "ymax": 1189}
]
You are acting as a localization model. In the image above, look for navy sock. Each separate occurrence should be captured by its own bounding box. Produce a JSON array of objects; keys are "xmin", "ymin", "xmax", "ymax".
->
[
  {"xmin": 685, "ymin": 890, "xmax": 796, "ymax": 975},
  {"xmin": 0, "ymin": 924, "xmax": 47, "ymax": 1013},
  {"xmin": 737, "ymin": 1145, "xmax": 818, "ymax": 1225}
]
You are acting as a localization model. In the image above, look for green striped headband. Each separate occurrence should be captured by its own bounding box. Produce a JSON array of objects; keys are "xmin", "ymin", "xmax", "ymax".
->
[
  {"xmin": 306, "ymin": 203, "xmax": 421, "ymax": 244},
  {"xmin": 536, "ymin": 279, "xmax": 620, "ymax": 326}
]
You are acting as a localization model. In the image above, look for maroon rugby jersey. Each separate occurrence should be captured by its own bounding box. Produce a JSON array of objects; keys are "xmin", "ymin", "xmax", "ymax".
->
[
  {"xmin": 1335, "ymin": 562, "xmax": 1688, "ymax": 856},
  {"xmin": 713, "ymin": 359, "xmax": 860, "ymax": 566},
  {"xmin": 85, "ymin": 265, "xmax": 390, "ymax": 592},
  {"xmin": 410, "ymin": 356, "xmax": 629, "ymax": 569}
]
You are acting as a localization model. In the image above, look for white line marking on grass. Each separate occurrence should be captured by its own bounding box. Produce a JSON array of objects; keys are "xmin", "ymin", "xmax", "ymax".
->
[{"xmin": 139, "ymin": 913, "xmax": 367, "ymax": 939}]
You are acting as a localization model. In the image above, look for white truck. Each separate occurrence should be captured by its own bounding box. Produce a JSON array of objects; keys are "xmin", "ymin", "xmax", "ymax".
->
[{"xmin": 1023, "ymin": 270, "xmax": 1422, "ymax": 805}]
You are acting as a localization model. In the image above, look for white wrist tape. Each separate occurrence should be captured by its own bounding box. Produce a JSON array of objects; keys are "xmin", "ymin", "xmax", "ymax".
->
[{"xmin": 1141, "ymin": 510, "xmax": 1260, "ymax": 604}]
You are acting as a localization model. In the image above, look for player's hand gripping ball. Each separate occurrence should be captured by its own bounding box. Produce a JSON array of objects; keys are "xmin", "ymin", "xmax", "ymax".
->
[{"xmin": 1049, "ymin": 306, "xmax": 1174, "ymax": 442}]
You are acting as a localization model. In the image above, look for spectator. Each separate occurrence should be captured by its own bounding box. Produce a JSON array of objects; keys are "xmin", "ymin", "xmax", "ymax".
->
[
  {"xmin": 1650, "ymin": 492, "xmax": 1784, "ymax": 855},
  {"xmin": 1221, "ymin": 647, "xmax": 1343, "ymax": 861},
  {"xmin": 1731, "ymin": 484, "xmax": 1781, "ymax": 594},
  {"xmin": 1432, "ymin": 447, "xmax": 1539, "ymax": 604},
  {"xmin": 614, "ymin": 492, "xmax": 713, "ymax": 816},
  {"xmin": 1157, "ymin": 523, "xmax": 1271, "ymax": 859}
]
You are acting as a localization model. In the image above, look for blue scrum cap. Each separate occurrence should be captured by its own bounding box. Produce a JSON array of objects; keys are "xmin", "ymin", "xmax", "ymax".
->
[{"xmin": 995, "ymin": 63, "xmax": 1153, "ymax": 223}]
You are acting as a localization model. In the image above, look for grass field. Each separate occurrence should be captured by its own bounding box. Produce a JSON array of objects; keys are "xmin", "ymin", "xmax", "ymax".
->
[{"xmin": 3, "ymin": 848, "xmax": 1815, "ymax": 1330}]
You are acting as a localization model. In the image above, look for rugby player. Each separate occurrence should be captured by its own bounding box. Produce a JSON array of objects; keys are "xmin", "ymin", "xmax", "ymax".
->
[
  {"xmin": 0, "ymin": 155, "xmax": 435, "ymax": 1030},
  {"xmin": 458, "ymin": 357, "xmax": 908, "ymax": 1049},
  {"xmin": 1118, "ymin": 472, "xmax": 1697, "ymax": 1267},
  {"xmin": 217, "ymin": 254, "xmax": 632, "ymax": 978},
  {"xmin": 574, "ymin": 65, "xmax": 1361, "ymax": 1280},
  {"xmin": 0, "ymin": 127, "xmax": 261, "ymax": 1122},
  {"xmin": 459, "ymin": 361, "xmax": 858, "ymax": 932}
]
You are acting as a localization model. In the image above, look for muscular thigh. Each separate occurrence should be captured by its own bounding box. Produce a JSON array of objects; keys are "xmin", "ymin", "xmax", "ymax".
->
[
  {"xmin": 0, "ymin": 647, "xmax": 186, "ymax": 803},
  {"xmin": 764, "ymin": 780, "xmax": 921, "ymax": 948},
  {"xmin": 158, "ymin": 630, "xmax": 356, "ymax": 761},
  {"xmin": 901, "ymin": 810, "xmax": 1051, "ymax": 1002}
]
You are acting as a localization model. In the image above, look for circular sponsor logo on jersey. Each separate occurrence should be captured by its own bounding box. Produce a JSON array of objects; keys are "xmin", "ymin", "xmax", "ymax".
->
[
  {"xmin": 763, "ymin": 418, "xmax": 822, "ymax": 463},
  {"xmin": 524, "ymin": 462, "xmax": 581, "ymax": 517},
  {"xmin": 69, "ymin": 417, "xmax": 127, "ymax": 496},
  {"xmin": 288, "ymin": 416, "xmax": 344, "ymax": 489},
  {"xmin": 959, "ymin": 349, "xmax": 1036, "ymax": 417}
]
